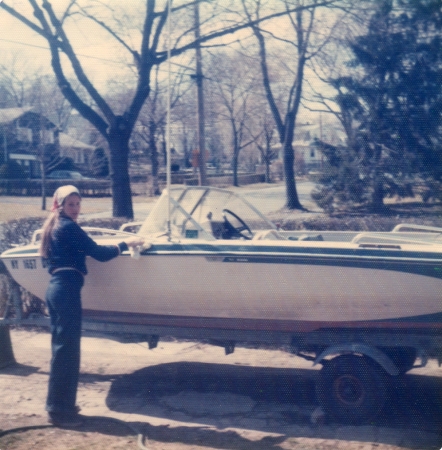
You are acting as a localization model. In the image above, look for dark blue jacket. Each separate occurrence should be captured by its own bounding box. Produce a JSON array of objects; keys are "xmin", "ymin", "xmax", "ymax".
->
[{"xmin": 45, "ymin": 215, "xmax": 128, "ymax": 275}]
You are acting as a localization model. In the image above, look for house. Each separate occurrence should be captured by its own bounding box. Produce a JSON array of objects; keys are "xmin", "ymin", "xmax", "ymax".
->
[
  {"xmin": 0, "ymin": 107, "xmax": 56, "ymax": 178},
  {"xmin": 58, "ymin": 132, "xmax": 95, "ymax": 168},
  {"xmin": 0, "ymin": 107, "xmax": 95, "ymax": 178},
  {"xmin": 271, "ymin": 117, "xmax": 345, "ymax": 174}
]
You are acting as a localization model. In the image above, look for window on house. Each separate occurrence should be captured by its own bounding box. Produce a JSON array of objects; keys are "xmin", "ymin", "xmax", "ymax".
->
[
  {"xmin": 75, "ymin": 151, "xmax": 84, "ymax": 164},
  {"xmin": 17, "ymin": 126, "xmax": 32, "ymax": 142},
  {"xmin": 40, "ymin": 130, "xmax": 54, "ymax": 144}
]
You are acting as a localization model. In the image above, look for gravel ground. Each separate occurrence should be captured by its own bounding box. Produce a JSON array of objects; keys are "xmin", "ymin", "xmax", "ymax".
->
[{"xmin": 0, "ymin": 329, "xmax": 441, "ymax": 450}]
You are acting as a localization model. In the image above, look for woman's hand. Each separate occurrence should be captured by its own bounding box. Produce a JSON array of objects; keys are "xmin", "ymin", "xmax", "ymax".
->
[
  {"xmin": 125, "ymin": 237, "xmax": 145, "ymax": 248},
  {"xmin": 125, "ymin": 237, "xmax": 148, "ymax": 260}
]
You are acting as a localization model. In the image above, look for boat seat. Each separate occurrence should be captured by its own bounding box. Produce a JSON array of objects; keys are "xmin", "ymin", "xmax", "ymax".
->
[{"xmin": 210, "ymin": 221, "xmax": 226, "ymax": 239}]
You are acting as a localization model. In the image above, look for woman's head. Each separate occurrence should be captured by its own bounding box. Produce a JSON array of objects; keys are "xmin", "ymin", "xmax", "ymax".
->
[
  {"xmin": 40, "ymin": 185, "xmax": 81, "ymax": 257},
  {"xmin": 51, "ymin": 185, "xmax": 81, "ymax": 221}
]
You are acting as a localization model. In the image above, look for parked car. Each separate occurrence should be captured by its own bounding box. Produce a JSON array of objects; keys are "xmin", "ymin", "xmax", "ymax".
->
[{"xmin": 47, "ymin": 170, "xmax": 90, "ymax": 180}]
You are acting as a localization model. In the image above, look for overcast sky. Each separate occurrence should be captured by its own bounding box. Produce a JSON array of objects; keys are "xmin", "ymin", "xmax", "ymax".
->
[
  {"xmin": 0, "ymin": 1, "xmax": 141, "ymax": 88},
  {"xmin": 0, "ymin": 1, "xmax": 341, "ymax": 127}
]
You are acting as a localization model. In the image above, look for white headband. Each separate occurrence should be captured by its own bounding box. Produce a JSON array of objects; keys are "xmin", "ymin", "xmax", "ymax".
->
[{"xmin": 51, "ymin": 185, "xmax": 81, "ymax": 212}]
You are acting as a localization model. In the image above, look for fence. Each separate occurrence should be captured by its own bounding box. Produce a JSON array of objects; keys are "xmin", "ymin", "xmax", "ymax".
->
[
  {"xmin": 0, "ymin": 179, "xmax": 111, "ymax": 197},
  {"xmin": 159, "ymin": 172, "xmax": 266, "ymax": 186},
  {"xmin": 1, "ymin": 173, "xmax": 266, "ymax": 197}
]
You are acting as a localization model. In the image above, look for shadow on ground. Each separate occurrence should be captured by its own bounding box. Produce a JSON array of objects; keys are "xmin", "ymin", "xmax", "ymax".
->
[{"xmin": 94, "ymin": 361, "xmax": 442, "ymax": 448}]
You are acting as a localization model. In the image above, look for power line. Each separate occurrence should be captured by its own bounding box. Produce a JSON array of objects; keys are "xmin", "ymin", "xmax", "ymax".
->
[
  {"xmin": 0, "ymin": 38, "xmax": 123, "ymax": 65},
  {"xmin": 0, "ymin": 38, "xmax": 303, "ymax": 109},
  {"xmin": 0, "ymin": 38, "xmax": 196, "ymax": 73}
]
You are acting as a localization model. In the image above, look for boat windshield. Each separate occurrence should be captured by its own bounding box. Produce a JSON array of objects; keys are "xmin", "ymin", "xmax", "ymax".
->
[{"xmin": 138, "ymin": 186, "xmax": 277, "ymax": 240}]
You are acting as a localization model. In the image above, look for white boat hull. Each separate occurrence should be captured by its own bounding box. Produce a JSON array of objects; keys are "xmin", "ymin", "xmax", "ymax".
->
[{"xmin": 3, "ymin": 239, "xmax": 442, "ymax": 332}]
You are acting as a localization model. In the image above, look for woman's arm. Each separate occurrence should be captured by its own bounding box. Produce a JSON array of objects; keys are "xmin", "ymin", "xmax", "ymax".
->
[{"xmin": 70, "ymin": 223, "xmax": 144, "ymax": 262}]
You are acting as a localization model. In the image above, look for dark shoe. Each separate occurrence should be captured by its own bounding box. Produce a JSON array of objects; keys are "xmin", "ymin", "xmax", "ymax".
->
[{"xmin": 48, "ymin": 413, "xmax": 83, "ymax": 428}]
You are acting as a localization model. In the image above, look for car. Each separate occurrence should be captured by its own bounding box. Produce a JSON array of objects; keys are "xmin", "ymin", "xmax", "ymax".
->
[{"xmin": 47, "ymin": 170, "xmax": 89, "ymax": 180}]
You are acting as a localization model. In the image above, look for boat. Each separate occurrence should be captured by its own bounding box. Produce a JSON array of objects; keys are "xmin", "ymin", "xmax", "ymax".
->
[{"xmin": 2, "ymin": 186, "xmax": 442, "ymax": 334}]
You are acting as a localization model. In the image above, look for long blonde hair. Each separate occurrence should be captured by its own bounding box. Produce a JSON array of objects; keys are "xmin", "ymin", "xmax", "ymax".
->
[{"xmin": 39, "ymin": 210, "xmax": 61, "ymax": 258}]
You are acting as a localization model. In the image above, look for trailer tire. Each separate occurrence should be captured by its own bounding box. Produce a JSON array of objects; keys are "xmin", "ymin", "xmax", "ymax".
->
[{"xmin": 316, "ymin": 354, "xmax": 388, "ymax": 424}]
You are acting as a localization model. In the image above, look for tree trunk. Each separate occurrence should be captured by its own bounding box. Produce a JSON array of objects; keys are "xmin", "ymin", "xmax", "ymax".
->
[
  {"xmin": 232, "ymin": 147, "xmax": 239, "ymax": 187},
  {"xmin": 283, "ymin": 139, "xmax": 303, "ymax": 209},
  {"xmin": 265, "ymin": 159, "xmax": 271, "ymax": 183},
  {"xmin": 108, "ymin": 117, "xmax": 134, "ymax": 219},
  {"xmin": 0, "ymin": 326, "xmax": 16, "ymax": 369},
  {"xmin": 372, "ymin": 177, "xmax": 385, "ymax": 212},
  {"xmin": 371, "ymin": 144, "xmax": 386, "ymax": 212}
]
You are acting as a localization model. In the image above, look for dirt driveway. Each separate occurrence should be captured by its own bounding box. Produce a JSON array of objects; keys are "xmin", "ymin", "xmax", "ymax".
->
[{"xmin": 0, "ymin": 329, "xmax": 441, "ymax": 450}]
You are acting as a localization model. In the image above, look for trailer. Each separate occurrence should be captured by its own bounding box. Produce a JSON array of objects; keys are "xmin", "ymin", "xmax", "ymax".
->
[
  {"xmin": 2, "ymin": 280, "xmax": 441, "ymax": 424},
  {"xmin": 2, "ymin": 187, "xmax": 442, "ymax": 423}
]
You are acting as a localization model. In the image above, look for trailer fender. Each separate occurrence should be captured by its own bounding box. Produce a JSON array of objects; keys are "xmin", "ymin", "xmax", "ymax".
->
[{"xmin": 313, "ymin": 343, "xmax": 400, "ymax": 376}]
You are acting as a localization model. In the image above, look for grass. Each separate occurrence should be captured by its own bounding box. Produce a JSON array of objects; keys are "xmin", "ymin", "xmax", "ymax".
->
[
  {"xmin": 0, "ymin": 194, "xmax": 157, "ymax": 223},
  {"xmin": 0, "ymin": 198, "xmax": 48, "ymax": 222},
  {"xmin": 1, "ymin": 183, "xmax": 440, "ymax": 230}
]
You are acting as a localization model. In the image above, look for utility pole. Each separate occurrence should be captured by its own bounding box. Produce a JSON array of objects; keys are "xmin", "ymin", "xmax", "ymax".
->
[
  {"xmin": 193, "ymin": 0, "xmax": 207, "ymax": 186},
  {"xmin": 34, "ymin": 77, "xmax": 47, "ymax": 210}
]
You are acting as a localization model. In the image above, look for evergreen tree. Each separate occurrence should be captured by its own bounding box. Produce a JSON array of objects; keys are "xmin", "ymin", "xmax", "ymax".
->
[{"xmin": 314, "ymin": 0, "xmax": 442, "ymax": 212}]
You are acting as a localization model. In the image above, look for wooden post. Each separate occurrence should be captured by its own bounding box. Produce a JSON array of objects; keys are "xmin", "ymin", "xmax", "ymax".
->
[{"xmin": 0, "ymin": 325, "xmax": 16, "ymax": 369}]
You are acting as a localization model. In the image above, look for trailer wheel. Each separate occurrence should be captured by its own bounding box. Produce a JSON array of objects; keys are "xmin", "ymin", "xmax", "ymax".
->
[{"xmin": 316, "ymin": 354, "xmax": 388, "ymax": 424}]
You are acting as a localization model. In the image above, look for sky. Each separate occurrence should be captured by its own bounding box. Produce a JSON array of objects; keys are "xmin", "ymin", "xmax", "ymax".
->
[
  {"xmin": 0, "ymin": 1, "xmax": 143, "ymax": 88},
  {"xmin": 0, "ymin": 0, "xmax": 342, "ymax": 129}
]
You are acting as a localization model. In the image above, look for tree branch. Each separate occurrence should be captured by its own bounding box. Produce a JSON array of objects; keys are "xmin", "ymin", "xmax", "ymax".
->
[
  {"xmin": 78, "ymin": 9, "xmax": 142, "ymax": 69},
  {"xmin": 0, "ymin": 2, "xmax": 49, "ymax": 39},
  {"xmin": 156, "ymin": 0, "xmax": 338, "ymax": 63},
  {"xmin": 40, "ymin": 0, "xmax": 114, "ymax": 124}
]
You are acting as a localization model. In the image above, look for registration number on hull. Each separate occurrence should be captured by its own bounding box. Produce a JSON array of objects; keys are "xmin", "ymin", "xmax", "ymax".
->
[{"xmin": 9, "ymin": 259, "xmax": 47, "ymax": 270}]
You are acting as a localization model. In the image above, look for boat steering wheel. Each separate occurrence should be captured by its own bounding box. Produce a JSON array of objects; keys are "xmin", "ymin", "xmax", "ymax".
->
[{"xmin": 222, "ymin": 209, "xmax": 253, "ymax": 240}]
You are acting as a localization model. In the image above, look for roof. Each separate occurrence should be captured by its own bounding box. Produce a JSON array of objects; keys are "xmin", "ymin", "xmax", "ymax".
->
[
  {"xmin": 0, "ymin": 107, "xmax": 94, "ymax": 151},
  {"xmin": 0, "ymin": 106, "xmax": 34, "ymax": 124},
  {"xmin": 59, "ymin": 132, "xmax": 95, "ymax": 150}
]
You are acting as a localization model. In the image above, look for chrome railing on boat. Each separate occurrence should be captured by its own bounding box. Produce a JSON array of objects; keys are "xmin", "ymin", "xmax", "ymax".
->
[
  {"xmin": 31, "ymin": 227, "xmax": 137, "ymax": 244},
  {"xmin": 391, "ymin": 223, "xmax": 442, "ymax": 233}
]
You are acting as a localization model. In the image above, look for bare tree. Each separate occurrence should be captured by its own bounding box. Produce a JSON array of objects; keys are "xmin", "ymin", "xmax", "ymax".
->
[
  {"xmin": 0, "ymin": 58, "xmax": 73, "ymax": 133},
  {"xmin": 208, "ymin": 52, "xmax": 260, "ymax": 186},
  {"xmin": 1, "ymin": 0, "xmax": 329, "ymax": 218},
  {"xmin": 0, "ymin": 52, "xmax": 36, "ymax": 108},
  {"xmin": 242, "ymin": 0, "xmax": 345, "ymax": 209},
  {"xmin": 172, "ymin": 96, "xmax": 197, "ymax": 173},
  {"xmin": 135, "ymin": 65, "xmax": 190, "ymax": 195},
  {"xmin": 254, "ymin": 111, "xmax": 278, "ymax": 183}
]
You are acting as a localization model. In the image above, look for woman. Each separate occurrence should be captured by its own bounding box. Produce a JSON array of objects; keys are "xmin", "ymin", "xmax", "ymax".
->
[{"xmin": 40, "ymin": 185, "xmax": 144, "ymax": 427}]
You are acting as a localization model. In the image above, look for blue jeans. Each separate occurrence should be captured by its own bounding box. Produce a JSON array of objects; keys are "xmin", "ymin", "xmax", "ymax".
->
[{"xmin": 45, "ymin": 271, "xmax": 84, "ymax": 416}]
